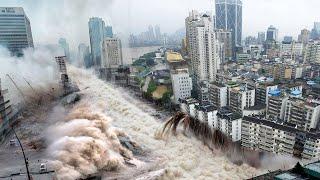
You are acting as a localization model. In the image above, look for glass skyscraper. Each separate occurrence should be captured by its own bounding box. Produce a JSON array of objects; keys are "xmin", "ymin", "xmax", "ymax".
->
[
  {"xmin": 215, "ymin": 0, "xmax": 242, "ymax": 51},
  {"xmin": 88, "ymin": 17, "xmax": 105, "ymax": 67},
  {"xmin": 0, "ymin": 7, "xmax": 34, "ymax": 56}
]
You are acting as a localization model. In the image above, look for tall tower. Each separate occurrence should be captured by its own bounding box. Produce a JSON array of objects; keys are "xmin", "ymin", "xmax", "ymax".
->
[
  {"xmin": 0, "ymin": 7, "xmax": 34, "ymax": 56},
  {"xmin": 88, "ymin": 17, "xmax": 105, "ymax": 67},
  {"xmin": 266, "ymin": 25, "xmax": 278, "ymax": 42},
  {"xmin": 215, "ymin": 0, "xmax": 242, "ymax": 51},
  {"xmin": 186, "ymin": 11, "xmax": 219, "ymax": 103}
]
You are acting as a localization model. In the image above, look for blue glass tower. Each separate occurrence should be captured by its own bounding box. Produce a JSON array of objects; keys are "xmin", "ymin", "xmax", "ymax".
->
[
  {"xmin": 215, "ymin": 0, "xmax": 242, "ymax": 54},
  {"xmin": 88, "ymin": 17, "xmax": 105, "ymax": 67}
]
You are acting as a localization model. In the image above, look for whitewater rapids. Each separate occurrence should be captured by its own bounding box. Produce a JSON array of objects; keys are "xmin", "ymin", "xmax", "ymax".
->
[{"xmin": 65, "ymin": 67, "xmax": 261, "ymax": 179}]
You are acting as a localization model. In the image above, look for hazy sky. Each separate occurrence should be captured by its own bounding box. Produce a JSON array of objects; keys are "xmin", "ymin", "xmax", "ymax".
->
[{"xmin": 2, "ymin": 0, "xmax": 320, "ymax": 50}]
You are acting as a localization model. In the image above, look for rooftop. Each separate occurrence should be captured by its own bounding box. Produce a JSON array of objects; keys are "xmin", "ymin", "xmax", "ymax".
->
[
  {"xmin": 253, "ymin": 161, "xmax": 320, "ymax": 180},
  {"xmin": 243, "ymin": 116, "xmax": 320, "ymax": 139},
  {"xmin": 166, "ymin": 52, "xmax": 183, "ymax": 63}
]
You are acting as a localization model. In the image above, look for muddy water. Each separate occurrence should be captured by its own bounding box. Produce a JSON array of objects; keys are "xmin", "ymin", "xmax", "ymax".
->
[{"xmin": 67, "ymin": 67, "xmax": 261, "ymax": 179}]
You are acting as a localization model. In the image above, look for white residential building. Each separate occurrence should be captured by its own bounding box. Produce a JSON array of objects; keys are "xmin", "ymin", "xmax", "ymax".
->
[
  {"xmin": 196, "ymin": 103, "xmax": 218, "ymax": 125},
  {"xmin": 102, "ymin": 38, "xmax": 123, "ymax": 68},
  {"xmin": 209, "ymin": 82, "xmax": 228, "ymax": 108},
  {"xmin": 180, "ymin": 98, "xmax": 199, "ymax": 117},
  {"xmin": 171, "ymin": 68, "xmax": 192, "ymax": 104},
  {"xmin": 216, "ymin": 108, "xmax": 242, "ymax": 142},
  {"xmin": 185, "ymin": 10, "xmax": 219, "ymax": 103}
]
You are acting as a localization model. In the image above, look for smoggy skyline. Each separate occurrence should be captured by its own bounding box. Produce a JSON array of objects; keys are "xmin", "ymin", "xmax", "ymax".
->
[{"xmin": 2, "ymin": 0, "xmax": 320, "ymax": 49}]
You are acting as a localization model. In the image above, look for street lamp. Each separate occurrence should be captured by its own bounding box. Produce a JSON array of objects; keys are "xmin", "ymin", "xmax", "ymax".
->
[{"xmin": 12, "ymin": 127, "xmax": 31, "ymax": 180}]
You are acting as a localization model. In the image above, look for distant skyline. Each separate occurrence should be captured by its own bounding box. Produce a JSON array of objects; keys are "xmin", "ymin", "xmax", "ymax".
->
[{"xmin": 2, "ymin": 0, "xmax": 320, "ymax": 49}]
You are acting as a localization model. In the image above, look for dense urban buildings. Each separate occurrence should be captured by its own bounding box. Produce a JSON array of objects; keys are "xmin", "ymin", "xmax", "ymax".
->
[
  {"xmin": 0, "ymin": 7, "xmax": 33, "ymax": 56},
  {"xmin": 215, "ymin": 0, "xmax": 242, "ymax": 52}
]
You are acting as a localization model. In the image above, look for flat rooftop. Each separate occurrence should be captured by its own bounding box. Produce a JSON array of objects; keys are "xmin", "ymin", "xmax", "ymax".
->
[{"xmin": 166, "ymin": 52, "xmax": 183, "ymax": 63}]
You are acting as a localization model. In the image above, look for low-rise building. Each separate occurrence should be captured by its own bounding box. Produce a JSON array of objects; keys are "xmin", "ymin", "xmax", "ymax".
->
[
  {"xmin": 167, "ymin": 52, "xmax": 193, "ymax": 104},
  {"xmin": 180, "ymin": 98, "xmax": 199, "ymax": 117},
  {"xmin": 228, "ymin": 85, "xmax": 255, "ymax": 114},
  {"xmin": 284, "ymin": 97, "xmax": 320, "ymax": 131},
  {"xmin": 266, "ymin": 89, "xmax": 288, "ymax": 120},
  {"xmin": 209, "ymin": 82, "xmax": 228, "ymax": 109},
  {"xmin": 216, "ymin": 108, "xmax": 242, "ymax": 142}
]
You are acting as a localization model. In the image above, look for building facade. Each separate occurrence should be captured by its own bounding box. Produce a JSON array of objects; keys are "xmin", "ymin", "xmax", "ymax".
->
[
  {"xmin": 171, "ymin": 67, "xmax": 193, "ymax": 104},
  {"xmin": 215, "ymin": 29, "xmax": 233, "ymax": 62},
  {"xmin": 88, "ymin": 17, "xmax": 105, "ymax": 67},
  {"xmin": 228, "ymin": 85, "xmax": 255, "ymax": 114},
  {"xmin": 242, "ymin": 116, "xmax": 320, "ymax": 160},
  {"xmin": 266, "ymin": 25, "xmax": 278, "ymax": 42},
  {"xmin": 215, "ymin": 0, "xmax": 242, "ymax": 50},
  {"xmin": 102, "ymin": 38, "xmax": 123, "ymax": 68},
  {"xmin": 209, "ymin": 82, "xmax": 228, "ymax": 109},
  {"xmin": 305, "ymin": 41, "xmax": 320, "ymax": 64},
  {"xmin": 0, "ymin": 7, "xmax": 34, "ymax": 56},
  {"xmin": 185, "ymin": 11, "xmax": 219, "ymax": 103}
]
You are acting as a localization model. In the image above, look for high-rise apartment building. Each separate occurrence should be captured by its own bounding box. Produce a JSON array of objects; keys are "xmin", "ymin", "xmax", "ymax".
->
[
  {"xmin": 215, "ymin": 0, "xmax": 242, "ymax": 50},
  {"xmin": 89, "ymin": 17, "xmax": 105, "ymax": 67},
  {"xmin": 305, "ymin": 41, "xmax": 320, "ymax": 64},
  {"xmin": 215, "ymin": 29, "xmax": 233, "ymax": 62},
  {"xmin": 266, "ymin": 25, "xmax": 278, "ymax": 42},
  {"xmin": 284, "ymin": 97, "xmax": 320, "ymax": 131},
  {"xmin": 102, "ymin": 38, "xmax": 123, "ymax": 68},
  {"xmin": 280, "ymin": 41, "xmax": 303, "ymax": 59},
  {"xmin": 185, "ymin": 11, "xmax": 219, "ymax": 103},
  {"xmin": 298, "ymin": 29, "xmax": 310, "ymax": 46},
  {"xmin": 0, "ymin": 7, "xmax": 34, "ymax": 56}
]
